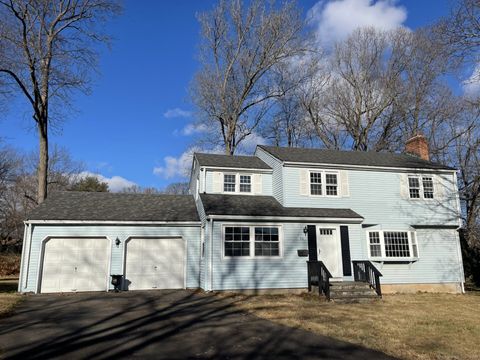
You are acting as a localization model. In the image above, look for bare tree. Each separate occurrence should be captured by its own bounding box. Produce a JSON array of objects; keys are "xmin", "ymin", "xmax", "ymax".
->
[
  {"xmin": 0, "ymin": 0, "xmax": 120, "ymax": 203},
  {"xmin": 191, "ymin": 0, "xmax": 307, "ymax": 154},
  {"xmin": 162, "ymin": 182, "xmax": 189, "ymax": 195},
  {"xmin": 322, "ymin": 28, "xmax": 410, "ymax": 151}
]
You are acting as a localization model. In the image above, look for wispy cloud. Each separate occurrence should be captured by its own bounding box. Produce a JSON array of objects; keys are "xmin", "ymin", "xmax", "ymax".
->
[
  {"xmin": 308, "ymin": 0, "xmax": 407, "ymax": 45},
  {"xmin": 77, "ymin": 171, "xmax": 137, "ymax": 192},
  {"xmin": 153, "ymin": 146, "xmax": 223, "ymax": 180},
  {"xmin": 463, "ymin": 63, "xmax": 480, "ymax": 97},
  {"xmin": 181, "ymin": 123, "xmax": 208, "ymax": 136},
  {"xmin": 163, "ymin": 107, "xmax": 192, "ymax": 119}
]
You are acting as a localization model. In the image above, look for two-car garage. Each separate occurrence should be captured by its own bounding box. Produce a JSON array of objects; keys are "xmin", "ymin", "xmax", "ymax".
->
[
  {"xmin": 19, "ymin": 192, "xmax": 201, "ymax": 294},
  {"xmin": 40, "ymin": 237, "xmax": 186, "ymax": 293}
]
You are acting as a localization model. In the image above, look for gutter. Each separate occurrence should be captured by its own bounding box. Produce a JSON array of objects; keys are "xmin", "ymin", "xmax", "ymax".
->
[
  {"xmin": 206, "ymin": 215, "xmax": 363, "ymax": 223},
  {"xmin": 25, "ymin": 220, "xmax": 202, "ymax": 226}
]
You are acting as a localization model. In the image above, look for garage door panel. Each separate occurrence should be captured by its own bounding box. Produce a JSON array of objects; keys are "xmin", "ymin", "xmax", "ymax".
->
[
  {"xmin": 125, "ymin": 238, "xmax": 185, "ymax": 291},
  {"xmin": 41, "ymin": 238, "xmax": 109, "ymax": 293}
]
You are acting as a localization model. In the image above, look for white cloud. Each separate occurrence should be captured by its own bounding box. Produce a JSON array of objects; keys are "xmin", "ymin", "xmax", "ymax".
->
[
  {"xmin": 463, "ymin": 64, "xmax": 480, "ymax": 97},
  {"xmin": 153, "ymin": 146, "xmax": 224, "ymax": 180},
  {"xmin": 236, "ymin": 132, "xmax": 268, "ymax": 154},
  {"xmin": 163, "ymin": 108, "xmax": 192, "ymax": 119},
  {"xmin": 77, "ymin": 171, "xmax": 137, "ymax": 192},
  {"xmin": 308, "ymin": 0, "xmax": 407, "ymax": 45},
  {"xmin": 154, "ymin": 131, "xmax": 268, "ymax": 180},
  {"xmin": 181, "ymin": 123, "xmax": 208, "ymax": 136}
]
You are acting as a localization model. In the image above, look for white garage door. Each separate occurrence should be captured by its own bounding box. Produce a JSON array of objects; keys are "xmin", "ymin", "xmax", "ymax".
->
[
  {"xmin": 41, "ymin": 238, "xmax": 110, "ymax": 293},
  {"xmin": 125, "ymin": 238, "xmax": 185, "ymax": 290}
]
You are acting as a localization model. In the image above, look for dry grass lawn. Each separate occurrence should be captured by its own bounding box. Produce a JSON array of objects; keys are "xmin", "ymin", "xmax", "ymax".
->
[
  {"xmin": 219, "ymin": 291, "xmax": 480, "ymax": 360},
  {"xmin": 0, "ymin": 279, "xmax": 21, "ymax": 318}
]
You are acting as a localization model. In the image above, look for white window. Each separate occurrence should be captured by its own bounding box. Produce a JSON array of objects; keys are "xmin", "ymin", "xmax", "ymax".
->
[
  {"xmin": 367, "ymin": 230, "xmax": 418, "ymax": 260},
  {"xmin": 309, "ymin": 171, "xmax": 339, "ymax": 197},
  {"xmin": 224, "ymin": 174, "xmax": 236, "ymax": 192},
  {"xmin": 310, "ymin": 172, "xmax": 322, "ymax": 195},
  {"xmin": 224, "ymin": 225, "xmax": 281, "ymax": 258},
  {"xmin": 240, "ymin": 175, "xmax": 251, "ymax": 193},
  {"xmin": 224, "ymin": 227, "xmax": 250, "ymax": 256},
  {"xmin": 222, "ymin": 173, "xmax": 254, "ymax": 194},
  {"xmin": 254, "ymin": 227, "xmax": 280, "ymax": 256},
  {"xmin": 408, "ymin": 175, "xmax": 435, "ymax": 199}
]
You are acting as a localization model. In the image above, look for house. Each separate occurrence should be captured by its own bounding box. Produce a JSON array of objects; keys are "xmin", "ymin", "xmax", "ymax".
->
[{"xmin": 18, "ymin": 135, "xmax": 465, "ymax": 296}]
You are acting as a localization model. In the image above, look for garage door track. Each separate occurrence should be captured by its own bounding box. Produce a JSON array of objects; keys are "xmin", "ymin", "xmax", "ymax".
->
[{"xmin": 0, "ymin": 290, "xmax": 394, "ymax": 359}]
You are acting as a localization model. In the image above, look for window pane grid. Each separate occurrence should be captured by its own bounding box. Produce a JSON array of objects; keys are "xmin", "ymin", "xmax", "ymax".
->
[
  {"xmin": 254, "ymin": 227, "xmax": 280, "ymax": 256},
  {"xmin": 422, "ymin": 177, "xmax": 434, "ymax": 199},
  {"xmin": 224, "ymin": 174, "xmax": 236, "ymax": 192},
  {"xmin": 310, "ymin": 172, "xmax": 322, "ymax": 195},
  {"xmin": 240, "ymin": 175, "xmax": 251, "ymax": 193},
  {"xmin": 325, "ymin": 173, "xmax": 338, "ymax": 196},
  {"xmin": 384, "ymin": 232, "xmax": 410, "ymax": 258},
  {"xmin": 408, "ymin": 177, "xmax": 420, "ymax": 198},
  {"xmin": 224, "ymin": 227, "xmax": 250, "ymax": 256},
  {"xmin": 369, "ymin": 232, "xmax": 382, "ymax": 257}
]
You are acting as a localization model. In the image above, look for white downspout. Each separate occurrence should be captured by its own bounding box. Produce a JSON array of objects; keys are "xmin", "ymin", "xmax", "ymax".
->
[
  {"xmin": 209, "ymin": 218, "xmax": 214, "ymax": 291},
  {"xmin": 453, "ymin": 172, "xmax": 465, "ymax": 293},
  {"xmin": 17, "ymin": 223, "xmax": 28, "ymax": 292}
]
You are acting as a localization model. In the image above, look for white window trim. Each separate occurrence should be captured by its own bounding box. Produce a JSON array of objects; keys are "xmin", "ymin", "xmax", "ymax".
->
[
  {"xmin": 408, "ymin": 174, "xmax": 435, "ymax": 200},
  {"xmin": 222, "ymin": 172, "xmax": 253, "ymax": 194},
  {"xmin": 366, "ymin": 230, "xmax": 419, "ymax": 261},
  {"xmin": 221, "ymin": 223, "xmax": 283, "ymax": 259},
  {"xmin": 308, "ymin": 170, "xmax": 340, "ymax": 197}
]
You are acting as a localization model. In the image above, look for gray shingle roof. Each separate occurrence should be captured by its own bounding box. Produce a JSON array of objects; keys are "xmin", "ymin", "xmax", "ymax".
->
[
  {"xmin": 195, "ymin": 153, "xmax": 271, "ymax": 170},
  {"xmin": 27, "ymin": 192, "xmax": 200, "ymax": 222},
  {"xmin": 258, "ymin": 145, "xmax": 454, "ymax": 170},
  {"xmin": 200, "ymin": 194, "xmax": 362, "ymax": 219}
]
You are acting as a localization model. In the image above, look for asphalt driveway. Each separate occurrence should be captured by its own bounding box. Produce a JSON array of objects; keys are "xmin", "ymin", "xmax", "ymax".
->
[{"xmin": 0, "ymin": 290, "xmax": 394, "ymax": 359}]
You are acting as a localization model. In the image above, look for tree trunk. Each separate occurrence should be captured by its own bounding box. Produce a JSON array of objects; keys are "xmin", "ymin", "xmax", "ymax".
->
[{"xmin": 37, "ymin": 122, "xmax": 48, "ymax": 204}]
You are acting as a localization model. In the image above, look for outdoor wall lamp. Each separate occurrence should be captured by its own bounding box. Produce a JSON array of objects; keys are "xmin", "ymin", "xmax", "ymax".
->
[
  {"xmin": 115, "ymin": 237, "xmax": 121, "ymax": 247},
  {"xmin": 303, "ymin": 226, "xmax": 308, "ymax": 235}
]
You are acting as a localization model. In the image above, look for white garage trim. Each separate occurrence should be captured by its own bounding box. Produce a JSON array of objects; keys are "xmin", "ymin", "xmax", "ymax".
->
[
  {"xmin": 122, "ymin": 236, "xmax": 187, "ymax": 290},
  {"xmin": 36, "ymin": 236, "xmax": 113, "ymax": 294}
]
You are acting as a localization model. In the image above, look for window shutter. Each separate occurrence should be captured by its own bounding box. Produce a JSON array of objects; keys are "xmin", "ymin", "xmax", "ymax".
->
[
  {"xmin": 340, "ymin": 170, "xmax": 350, "ymax": 197},
  {"xmin": 212, "ymin": 172, "xmax": 223, "ymax": 193},
  {"xmin": 253, "ymin": 174, "xmax": 262, "ymax": 194},
  {"xmin": 400, "ymin": 174, "xmax": 409, "ymax": 199},
  {"xmin": 300, "ymin": 169, "xmax": 309, "ymax": 196}
]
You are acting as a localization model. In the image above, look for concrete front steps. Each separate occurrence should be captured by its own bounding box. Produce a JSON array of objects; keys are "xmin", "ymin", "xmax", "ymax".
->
[{"xmin": 329, "ymin": 281, "xmax": 380, "ymax": 303}]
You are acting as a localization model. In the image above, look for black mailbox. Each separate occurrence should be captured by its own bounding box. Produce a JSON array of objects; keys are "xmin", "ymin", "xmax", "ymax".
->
[
  {"xmin": 297, "ymin": 249, "xmax": 309, "ymax": 257},
  {"xmin": 111, "ymin": 274, "xmax": 123, "ymax": 292}
]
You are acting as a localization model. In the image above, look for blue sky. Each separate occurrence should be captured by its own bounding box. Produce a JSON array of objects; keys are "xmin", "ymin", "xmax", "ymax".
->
[{"xmin": 0, "ymin": 0, "xmax": 458, "ymax": 191}]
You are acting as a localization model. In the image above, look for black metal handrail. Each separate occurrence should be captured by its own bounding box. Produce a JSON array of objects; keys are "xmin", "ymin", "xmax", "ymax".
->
[
  {"xmin": 307, "ymin": 260, "xmax": 332, "ymax": 300},
  {"xmin": 352, "ymin": 260, "xmax": 383, "ymax": 297}
]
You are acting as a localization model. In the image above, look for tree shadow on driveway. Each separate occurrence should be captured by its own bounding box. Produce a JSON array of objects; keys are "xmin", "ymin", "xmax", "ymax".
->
[{"xmin": 0, "ymin": 290, "xmax": 395, "ymax": 359}]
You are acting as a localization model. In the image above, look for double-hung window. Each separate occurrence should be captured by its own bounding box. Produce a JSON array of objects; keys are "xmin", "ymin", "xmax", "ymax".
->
[
  {"xmin": 224, "ymin": 225, "xmax": 281, "ymax": 258},
  {"xmin": 368, "ymin": 230, "xmax": 418, "ymax": 260},
  {"xmin": 408, "ymin": 175, "xmax": 435, "ymax": 199},
  {"xmin": 224, "ymin": 174, "xmax": 236, "ymax": 192},
  {"xmin": 239, "ymin": 175, "xmax": 251, "ymax": 193},
  {"xmin": 309, "ymin": 171, "xmax": 339, "ymax": 197},
  {"xmin": 223, "ymin": 173, "xmax": 252, "ymax": 193}
]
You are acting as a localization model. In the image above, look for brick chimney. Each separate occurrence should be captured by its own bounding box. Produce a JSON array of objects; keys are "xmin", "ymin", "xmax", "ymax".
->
[{"xmin": 405, "ymin": 134, "xmax": 429, "ymax": 161}]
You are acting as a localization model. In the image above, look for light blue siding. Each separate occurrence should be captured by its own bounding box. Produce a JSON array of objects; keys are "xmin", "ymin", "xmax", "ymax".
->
[
  {"xmin": 204, "ymin": 170, "xmax": 273, "ymax": 196},
  {"xmin": 21, "ymin": 224, "xmax": 201, "ymax": 293},
  {"xmin": 207, "ymin": 221, "xmax": 463, "ymax": 290},
  {"xmin": 256, "ymin": 148, "xmax": 284, "ymax": 204},
  {"xmin": 282, "ymin": 166, "xmax": 459, "ymax": 227}
]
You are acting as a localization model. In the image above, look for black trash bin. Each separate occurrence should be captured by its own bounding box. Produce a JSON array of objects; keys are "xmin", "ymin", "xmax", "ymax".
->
[{"xmin": 110, "ymin": 274, "xmax": 123, "ymax": 292}]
